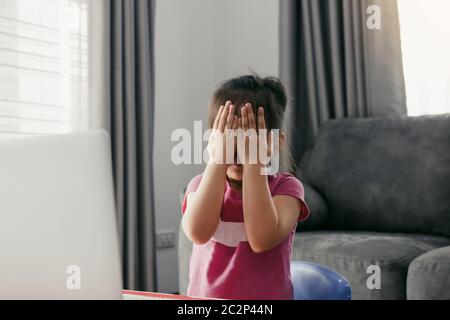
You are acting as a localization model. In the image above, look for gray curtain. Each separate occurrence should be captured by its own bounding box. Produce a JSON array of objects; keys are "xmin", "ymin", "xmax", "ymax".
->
[
  {"xmin": 280, "ymin": 0, "xmax": 407, "ymax": 162},
  {"xmin": 109, "ymin": 0, "xmax": 157, "ymax": 291}
]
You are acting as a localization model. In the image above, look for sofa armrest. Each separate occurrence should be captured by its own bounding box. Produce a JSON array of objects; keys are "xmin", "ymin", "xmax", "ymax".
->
[
  {"xmin": 298, "ymin": 183, "xmax": 329, "ymax": 231},
  {"xmin": 407, "ymin": 246, "xmax": 450, "ymax": 300}
]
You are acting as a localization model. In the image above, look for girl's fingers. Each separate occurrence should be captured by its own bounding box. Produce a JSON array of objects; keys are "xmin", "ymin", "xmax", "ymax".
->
[
  {"xmin": 241, "ymin": 105, "xmax": 249, "ymax": 130},
  {"xmin": 232, "ymin": 116, "xmax": 238, "ymax": 130},
  {"xmin": 226, "ymin": 105, "xmax": 235, "ymax": 129},
  {"xmin": 218, "ymin": 101, "xmax": 231, "ymax": 131},
  {"xmin": 267, "ymin": 131, "xmax": 273, "ymax": 157},
  {"xmin": 213, "ymin": 105, "xmax": 224, "ymax": 130},
  {"xmin": 247, "ymin": 104, "xmax": 257, "ymax": 129},
  {"xmin": 258, "ymin": 107, "xmax": 266, "ymax": 130}
]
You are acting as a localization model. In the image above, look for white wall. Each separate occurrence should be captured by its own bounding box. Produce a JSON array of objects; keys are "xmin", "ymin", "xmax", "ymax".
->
[{"xmin": 154, "ymin": 0, "xmax": 279, "ymax": 293}]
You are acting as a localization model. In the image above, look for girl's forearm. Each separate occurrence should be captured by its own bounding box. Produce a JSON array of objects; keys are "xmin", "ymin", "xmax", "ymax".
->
[
  {"xmin": 182, "ymin": 164, "xmax": 227, "ymax": 244},
  {"xmin": 242, "ymin": 165, "xmax": 279, "ymax": 252}
]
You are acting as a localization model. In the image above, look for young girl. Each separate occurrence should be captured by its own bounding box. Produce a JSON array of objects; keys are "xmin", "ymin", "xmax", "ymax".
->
[{"xmin": 181, "ymin": 75, "xmax": 310, "ymax": 300}]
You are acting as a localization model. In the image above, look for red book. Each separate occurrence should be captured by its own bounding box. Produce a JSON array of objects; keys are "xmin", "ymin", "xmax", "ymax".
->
[{"xmin": 122, "ymin": 290, "xmax": 212, "ymax": 300}]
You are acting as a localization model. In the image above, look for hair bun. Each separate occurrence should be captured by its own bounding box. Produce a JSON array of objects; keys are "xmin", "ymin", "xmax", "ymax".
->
[{"xmin": 262, "ymin": 77, "xmax": 288, "ymax": 110}]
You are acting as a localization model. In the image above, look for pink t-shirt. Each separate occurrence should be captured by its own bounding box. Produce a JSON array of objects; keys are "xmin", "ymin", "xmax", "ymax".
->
[{"xmin": 181, "ymin": 173, "xmax": 310, "ymax": 300}]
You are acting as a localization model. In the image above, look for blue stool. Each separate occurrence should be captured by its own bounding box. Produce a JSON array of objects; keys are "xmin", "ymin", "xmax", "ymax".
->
[{"xmin": 291, "ymin": 261, "xmax": 352, "ymax": 300}]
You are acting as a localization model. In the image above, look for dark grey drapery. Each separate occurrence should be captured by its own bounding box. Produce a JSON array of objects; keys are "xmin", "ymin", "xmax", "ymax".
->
[
  {"xmin": 110, "ymin": 0, "xmax": 156, "ymax": 291},
  {"xmin": 280, "ymin": 0, "xmax": 407, "ymax": 162}
]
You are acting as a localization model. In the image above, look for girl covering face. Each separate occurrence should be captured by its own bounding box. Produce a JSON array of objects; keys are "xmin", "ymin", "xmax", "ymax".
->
[{"xmin": 181, "ymin": 75, "xmax": 310, "ymax": 300}]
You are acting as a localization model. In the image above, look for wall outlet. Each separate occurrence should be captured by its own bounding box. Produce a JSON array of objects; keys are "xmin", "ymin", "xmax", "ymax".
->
[{"xmin": 156, "ymin": 230, "xmax": 176, "ymax": 249}]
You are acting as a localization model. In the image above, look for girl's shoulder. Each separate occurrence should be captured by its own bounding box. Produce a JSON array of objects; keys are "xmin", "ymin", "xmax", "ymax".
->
[
  {"xmin": 185, "ymin": 174, "xmax": 203, "ymax": 194},
  {"xmin": 182, "ymin": 175, "xmax": 203, "ymax": 214},
  {"xmin": 269, "ymin": 172, "xmax": 304, "ymax": 191},
  {"xmin": 270, "ymin": 172, "xmax": 310, "ymax": 221}
]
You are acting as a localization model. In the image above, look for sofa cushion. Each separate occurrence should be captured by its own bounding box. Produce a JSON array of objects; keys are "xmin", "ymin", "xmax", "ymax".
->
[
  {"xmin": 292, "ymin": 231, "xmax": 450, "ymax": 300},
  {"xmin": 407, "ymin": 246, "xmax": 450, "ymax": 300},
  {"xmin": 305, "ymin": 116, "xmax": 450, "ymax": 237}
]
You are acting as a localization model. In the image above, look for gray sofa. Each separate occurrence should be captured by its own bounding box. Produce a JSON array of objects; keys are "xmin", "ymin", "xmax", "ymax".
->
[{"xmin": 178, "ymin": 115, "xmax": 450, "ymax": 300}]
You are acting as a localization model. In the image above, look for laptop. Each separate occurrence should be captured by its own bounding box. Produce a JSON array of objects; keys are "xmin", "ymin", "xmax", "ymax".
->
[{"xmin": 0, "ymin": 131, "xmax": 123, "ymax": 299}]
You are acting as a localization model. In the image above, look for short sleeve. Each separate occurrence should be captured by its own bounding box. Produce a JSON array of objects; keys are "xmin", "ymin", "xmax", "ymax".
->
[
  {"xmin": 181, "ymin": 175, "xmax": 203, "ymax": 214},
  {"xmin": 271, "ymin": 174, "xmax": 310, "ymax": 222}
]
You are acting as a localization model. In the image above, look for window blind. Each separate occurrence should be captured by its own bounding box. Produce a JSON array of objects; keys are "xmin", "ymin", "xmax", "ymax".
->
[{"xmin": 0, "ymin": 0, "xmax": 88, "ymax": 137}]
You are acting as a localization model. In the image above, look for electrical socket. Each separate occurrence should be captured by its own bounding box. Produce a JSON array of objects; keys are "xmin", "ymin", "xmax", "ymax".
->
[{"xmin": 156, "ymin": 230, "xmax": 176, "ymax": 249}]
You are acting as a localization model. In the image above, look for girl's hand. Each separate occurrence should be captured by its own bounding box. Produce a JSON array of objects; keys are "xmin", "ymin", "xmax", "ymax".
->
[
  {"xmin": 207, "ymin": 101, "xmax": 238, "ymax": 166},
  {"xmin": 238, "ymin": 104, "xmax": 272, "ymax": 168}
]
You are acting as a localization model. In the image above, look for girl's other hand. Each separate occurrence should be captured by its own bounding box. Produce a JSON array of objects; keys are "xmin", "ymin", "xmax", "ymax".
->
[
  {"xmin": 207, "ymin": 101, "xmax": 238, "ymax": 165},
  {"xmin": 238, "ymin": 104, "xmax": 270, "ymax": 167}
]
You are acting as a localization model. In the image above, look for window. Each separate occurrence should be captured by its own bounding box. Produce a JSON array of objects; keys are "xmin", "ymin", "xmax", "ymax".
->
[
  {"xmin": 0, "ymin": 0, "xmax": 88, "ymax": 137},
  {"xmin": 398, "ymin": 0, "xmax": 450, "ymax": 116}
]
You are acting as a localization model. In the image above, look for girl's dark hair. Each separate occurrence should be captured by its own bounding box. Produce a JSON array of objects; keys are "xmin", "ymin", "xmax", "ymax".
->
[
  {"xmin": 209, "ymin": 75, "xmax": 287, "ymax": 130},
  {"xmin": 209, "ymin": 74, "xmax": 295, "ymax": 173}
]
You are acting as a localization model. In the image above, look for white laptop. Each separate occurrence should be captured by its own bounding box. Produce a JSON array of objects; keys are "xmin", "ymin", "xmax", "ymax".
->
[{"xmin": 0, "ymin": 131, "xmax": 123, "ymax": 299}]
